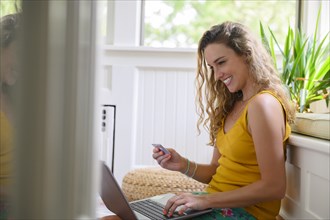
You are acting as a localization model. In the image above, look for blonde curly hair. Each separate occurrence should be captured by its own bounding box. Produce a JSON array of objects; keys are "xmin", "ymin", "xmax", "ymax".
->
[{"xmin": 196, "ymin": 21, "xmax": 295, "ymax": 146}]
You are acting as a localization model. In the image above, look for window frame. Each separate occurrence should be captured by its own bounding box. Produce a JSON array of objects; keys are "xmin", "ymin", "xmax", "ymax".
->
[
  {"xmin": 140, "ymin": 0, "xmax": 301, "ymax": 48},
  {"xmin": 107, "ymin": 0, "xmax": 328, "ymax": 50}
]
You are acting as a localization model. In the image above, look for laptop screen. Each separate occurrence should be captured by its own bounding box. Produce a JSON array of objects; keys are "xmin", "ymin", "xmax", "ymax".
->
[{"xmin": 100, "ymin": 161, "xmax": 137, "ymax": 220}]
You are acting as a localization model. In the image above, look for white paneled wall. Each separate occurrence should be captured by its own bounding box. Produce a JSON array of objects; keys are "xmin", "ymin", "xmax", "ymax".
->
[
  {"xmin": 135, "ymin": 68, "xmax": 212, "ymax": 167},
  {"xmin": 102, "ymin": 48, "xmax": 213, "ymax": 182},
  {"xmin": 281, "ymin": 134, "xmax": 330, "ymax": 219}
]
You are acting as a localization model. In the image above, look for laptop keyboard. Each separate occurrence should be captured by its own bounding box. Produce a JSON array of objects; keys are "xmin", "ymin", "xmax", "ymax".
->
[{"xmin": 131, "ymin": 199, "xmax": 180, "ymax": 220}]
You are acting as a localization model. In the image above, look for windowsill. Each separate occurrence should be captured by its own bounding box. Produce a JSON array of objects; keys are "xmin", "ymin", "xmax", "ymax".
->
[
  {"xmin": 102, "ymin": 45, "xmax": 198, "ymax": 68},
  {"xmin": 288, "ymin": 133, "xmax": 330, "ymax": 154},
  {"xmin": 103, "ymin": 45, "xmax": 197, "ymax": 54}
]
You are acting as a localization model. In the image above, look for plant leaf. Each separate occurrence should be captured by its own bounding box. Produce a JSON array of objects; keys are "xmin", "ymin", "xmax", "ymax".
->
[{"xmin": 314, "ymin": 56, "xmax": 330, "ymax": 81}]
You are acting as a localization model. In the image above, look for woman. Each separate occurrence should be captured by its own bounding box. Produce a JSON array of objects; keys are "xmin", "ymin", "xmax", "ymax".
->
[
  {"xmin": 0, "ymin": 13, "xmax": 20, "ymax": 218},
  {"xmin": 153, "ymin": 21, "xmax": 295, "ymax": 219}
]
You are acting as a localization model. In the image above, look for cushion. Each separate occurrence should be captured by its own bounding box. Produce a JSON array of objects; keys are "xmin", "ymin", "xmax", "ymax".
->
[
  {"xmin": 122, "ymin": 167, "xmax": 207, "ymax": 201},
  {"xmin": 291, "ymin": 113, "xmax": 330, "ymax": 140}
]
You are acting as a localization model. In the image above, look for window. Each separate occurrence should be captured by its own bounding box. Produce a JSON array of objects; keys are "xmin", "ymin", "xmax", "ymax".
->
[
  {"xmin": 143, "ymin": 0, "xmax": 297, "ymax": 48},
  {"xmin": 0, "ymin": 0, "xmax": 21, "ymax": 16}
]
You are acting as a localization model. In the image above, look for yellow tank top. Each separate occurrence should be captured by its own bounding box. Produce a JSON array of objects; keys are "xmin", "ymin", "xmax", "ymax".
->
[
  {"xmin": 206, "ymin": 91, "xmax": 291, "ymax": 219},
  {"xmin": 0, "ymin": 111, "xmax": 13, "ymax": 187}
]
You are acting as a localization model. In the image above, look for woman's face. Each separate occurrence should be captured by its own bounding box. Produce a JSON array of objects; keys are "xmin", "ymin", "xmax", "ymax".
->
[
  {"xmin": 204, "ymin": 43, "xmax": 250, "ymax": 93},
  {"xmin": 1, "ymin": 42, "xmax": 18, "ymax": 86}
]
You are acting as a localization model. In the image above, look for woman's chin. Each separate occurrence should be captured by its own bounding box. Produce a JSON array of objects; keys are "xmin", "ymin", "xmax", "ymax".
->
[{"xmin": 226, "ymin": 86, "xmax": 237, "ymax": 93}]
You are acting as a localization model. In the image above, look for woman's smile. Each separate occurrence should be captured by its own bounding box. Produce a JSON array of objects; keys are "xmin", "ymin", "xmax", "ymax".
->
[{"xmin": 223, "ymin": 76, "xmax": 232, "ymax": 86}]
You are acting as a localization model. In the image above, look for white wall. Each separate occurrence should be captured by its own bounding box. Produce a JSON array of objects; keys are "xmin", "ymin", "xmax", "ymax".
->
[
  {"xmin": 101, "ymin": 46, "xmax": 213, "ymax": 183},
  {"xmin": 281, "ymin": 134, "xmax": 330, "ymax": 219}
]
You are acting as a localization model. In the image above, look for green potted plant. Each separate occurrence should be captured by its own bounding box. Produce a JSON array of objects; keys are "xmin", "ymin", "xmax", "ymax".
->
[{"xmin": 260, "ymin": 9, "xmax": 330, "ymax": 113}]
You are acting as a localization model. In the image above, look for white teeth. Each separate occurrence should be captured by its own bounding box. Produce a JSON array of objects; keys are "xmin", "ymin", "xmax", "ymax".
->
[{"xmin": 223, "ymin": 77, "xmax": 231, "ymax": 84}]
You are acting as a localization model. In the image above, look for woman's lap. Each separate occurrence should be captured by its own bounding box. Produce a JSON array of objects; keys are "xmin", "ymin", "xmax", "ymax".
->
[
  {"xmin": 190, "ymin": 192, "xmax": 256, "ymax": 220},
  {"xmin": 191, "ymin": 207, "xmax": 256, "ymax": 220}
]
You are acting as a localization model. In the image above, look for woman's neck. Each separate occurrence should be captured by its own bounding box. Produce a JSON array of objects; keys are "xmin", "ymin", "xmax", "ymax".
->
[
  {"xmin": 241, "ymin": 81, "xmax": 262, "ymax": 102},
  {"xmin": 241, "ymin": 89, "xmax": 257, "ymax": 102}
]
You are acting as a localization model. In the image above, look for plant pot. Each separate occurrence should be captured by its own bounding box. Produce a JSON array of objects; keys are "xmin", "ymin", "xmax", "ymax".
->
[{"xmin": 291, "ymin": 113, "xmax": 330, "ymax": 140}]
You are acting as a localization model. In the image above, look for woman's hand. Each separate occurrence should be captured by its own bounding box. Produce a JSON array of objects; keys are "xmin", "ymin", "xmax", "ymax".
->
[
  {"xmin": 163, "ymin": 193, "xmax": 208, "ymax": 217},
  {"xmin": 152, "ymin": 147, "xmax": 186, "ymax": 172}
]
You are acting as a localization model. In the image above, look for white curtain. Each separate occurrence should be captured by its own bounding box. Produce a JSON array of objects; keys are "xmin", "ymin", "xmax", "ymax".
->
[{"xmin": 13, "ymin": 1, "xmax": 101, "ymax": 219}]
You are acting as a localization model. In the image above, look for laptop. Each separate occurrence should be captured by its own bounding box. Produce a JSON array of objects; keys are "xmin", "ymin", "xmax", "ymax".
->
[{"xmin": 100, "ymin": 161, "xmax": 213, "ymax": 220}]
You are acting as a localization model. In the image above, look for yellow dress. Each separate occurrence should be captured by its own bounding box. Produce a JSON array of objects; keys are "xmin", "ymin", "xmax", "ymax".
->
[
  {"xmin": 206, "ymin": 91, "xmax": 291, "ymax": 219},
  {"xmin": 0, "ymin": 111, "xmax": 13, "ymax": 188}
]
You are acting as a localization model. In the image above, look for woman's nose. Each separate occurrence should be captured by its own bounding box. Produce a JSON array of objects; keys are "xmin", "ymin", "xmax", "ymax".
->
[{"xmin": 214, "ymin": 68, "xmax": 223, "ymax": 80}]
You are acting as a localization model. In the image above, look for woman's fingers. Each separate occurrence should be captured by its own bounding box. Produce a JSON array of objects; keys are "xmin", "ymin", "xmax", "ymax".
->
[
  {"xmin": 152, "ymin": 148, "xmax": 166, "ymax": 162},
  {"xmin": 152, "ymin": 151, "xmax": 163, "ymax": 159},
  {"xmin": 152, "ymin": 147, "xmax": 163, "ymax": 157},
  {"xmin": 163, "ymin": 195, "xmax": 178, "ymax": 215},
  {"xmin": 153, "ymin": 150, "xmax": 171, "ymax": 167},
  {"xmin": 152, "ymin": 147, "xmax": 181, "ymax": 171},
  {"xmin": 164, "ymin": 194, "xmax": 188, "ymax": 217},
  {"xmin": 178, "ymin": 204, "xmax": 189, "ymax": 215},
  {"xmin": 158, "ymin": 154, "xmax": 171, "ymax": 166}
]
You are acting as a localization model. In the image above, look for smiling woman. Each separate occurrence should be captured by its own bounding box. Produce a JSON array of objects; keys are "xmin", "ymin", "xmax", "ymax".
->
[{"xmin": 151, "ymin": 21, "xmax": 296, "ymax": 219}]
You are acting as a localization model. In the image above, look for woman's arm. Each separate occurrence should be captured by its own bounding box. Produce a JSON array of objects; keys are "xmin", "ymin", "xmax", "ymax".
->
[
  {"xmin": 205, "ymin": 93, "xmax": 287, "ymax": 207},
  {"xmin": 185, "ymin": 147, "xmax": 220, "ymax": 184},
  {"xmin": 153, "ymin": 146, "xmax": 220, "ymax": 184}
]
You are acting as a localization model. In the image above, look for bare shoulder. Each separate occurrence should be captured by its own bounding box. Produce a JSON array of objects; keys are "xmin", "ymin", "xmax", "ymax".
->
[
  {"xmin": 249, "ymin": 93, "xmax": 282, "ymax": 112},
  {"xmin": 247, "ymin": 93, "xmax": 283, "ymax": 120},
  {"xmin": 247, "ymin": 93, "xmax": 285, "ymax": 135}
]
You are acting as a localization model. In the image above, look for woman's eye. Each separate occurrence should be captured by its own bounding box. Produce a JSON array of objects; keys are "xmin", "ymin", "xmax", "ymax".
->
[{"xmin": 218, "ymin": 61, "xmax": 225, "ymax": 65}]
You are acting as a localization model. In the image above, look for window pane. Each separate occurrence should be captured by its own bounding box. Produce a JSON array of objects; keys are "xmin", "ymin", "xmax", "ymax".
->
[
  {"xmin": 143, "ymin": 0, "xmax": 296, "ymax": 48},
  {"xmin": 0, "ymin": 0, "xmax": 21, "ymax": 16}
]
